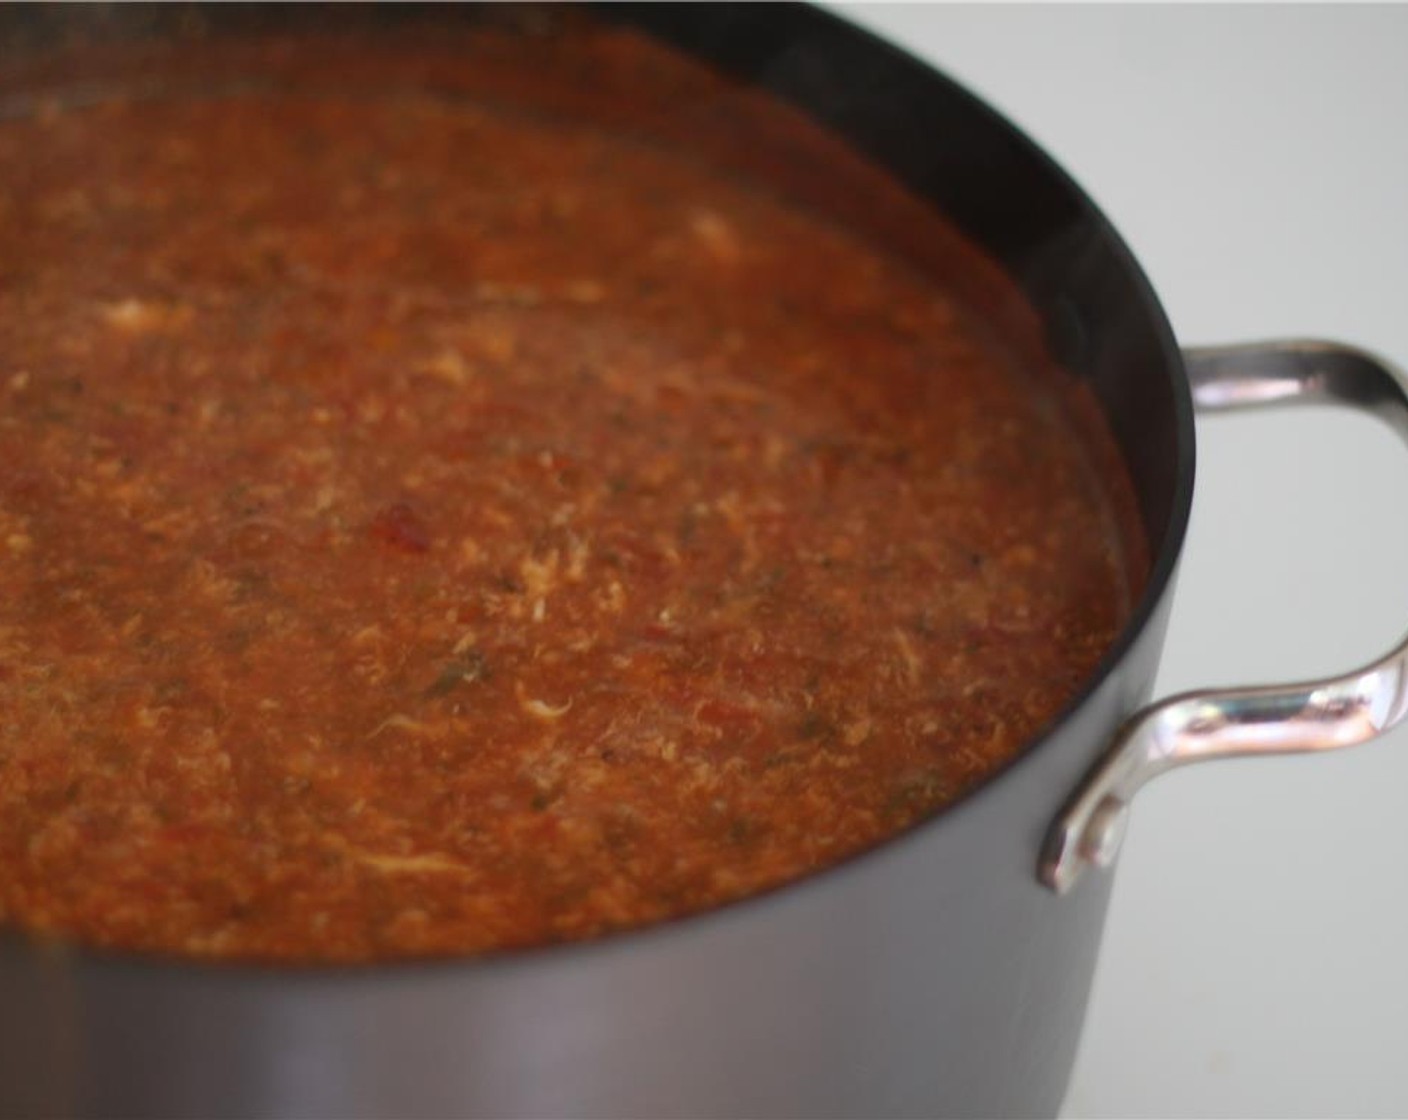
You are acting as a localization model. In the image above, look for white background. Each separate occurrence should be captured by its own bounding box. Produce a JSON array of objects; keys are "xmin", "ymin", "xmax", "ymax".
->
[{"xmin": 834, "ymin": 6, "xmax": 1408, "ymax": 1118}]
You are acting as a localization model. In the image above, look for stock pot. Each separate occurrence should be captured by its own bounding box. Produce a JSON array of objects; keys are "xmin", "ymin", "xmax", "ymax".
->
[{"xmin": 3, "ymin": 4, "xmax": 1406, "ymax": 1117}]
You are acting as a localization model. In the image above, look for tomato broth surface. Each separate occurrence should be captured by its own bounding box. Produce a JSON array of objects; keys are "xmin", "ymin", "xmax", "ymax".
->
[{"xmin": 0, "ymin": 24, "xmax": 1143, "ymax": 961}]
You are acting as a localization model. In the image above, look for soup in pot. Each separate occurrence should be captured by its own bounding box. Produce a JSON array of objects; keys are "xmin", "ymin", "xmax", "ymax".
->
[{"xmin": 0, "ymin": 16, "xmax": 1143, "ymax": 961}]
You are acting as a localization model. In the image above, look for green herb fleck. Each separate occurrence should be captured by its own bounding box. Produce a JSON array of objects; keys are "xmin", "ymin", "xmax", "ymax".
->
[{"xmin": 424, "ymin": 650, "xmax": 490, "ymax": 698}]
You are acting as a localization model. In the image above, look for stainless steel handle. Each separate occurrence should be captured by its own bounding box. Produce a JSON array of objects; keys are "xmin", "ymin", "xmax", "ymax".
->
[{"xmin": 1039, "ymin": 340, "xmax": 1408, "ymax": 894}]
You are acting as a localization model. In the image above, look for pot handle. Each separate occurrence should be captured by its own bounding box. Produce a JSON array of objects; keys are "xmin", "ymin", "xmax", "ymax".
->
[{"xmin": 1039, "ymin": 339, "xmax": 1408, "ymax": 894}]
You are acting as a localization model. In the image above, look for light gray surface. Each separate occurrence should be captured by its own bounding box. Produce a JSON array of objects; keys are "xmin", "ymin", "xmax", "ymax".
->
[{"xmin": 836, "ymin": 5, "xmax": 1408, "ymax": 1118}]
